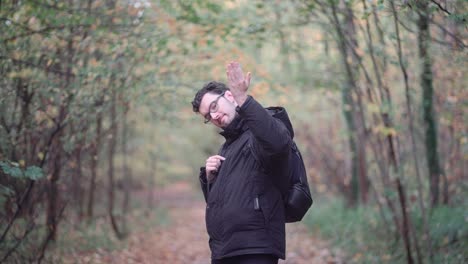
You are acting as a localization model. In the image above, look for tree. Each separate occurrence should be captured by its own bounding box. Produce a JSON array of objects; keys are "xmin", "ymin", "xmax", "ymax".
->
[{"xmin": 416, "ymin": 1, "xmax": 444, "ymax": 208}]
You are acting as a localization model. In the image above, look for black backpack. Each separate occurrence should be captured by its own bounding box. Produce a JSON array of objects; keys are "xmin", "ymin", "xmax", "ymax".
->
[{"xmin": 266, "ymin": 107, "xmax": 313, "ymax": 223}]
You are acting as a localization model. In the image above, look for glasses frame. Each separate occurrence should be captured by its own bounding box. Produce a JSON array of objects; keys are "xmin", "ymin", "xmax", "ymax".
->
[{"xmin": 203, "ymin": 91, "xmax": 226, "ymax": 124}]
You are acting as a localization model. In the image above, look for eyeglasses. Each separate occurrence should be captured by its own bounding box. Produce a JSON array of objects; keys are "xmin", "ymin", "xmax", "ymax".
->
[{"xmin": 203, "ymin": 91, "xmax": 225, "ymax": 124}]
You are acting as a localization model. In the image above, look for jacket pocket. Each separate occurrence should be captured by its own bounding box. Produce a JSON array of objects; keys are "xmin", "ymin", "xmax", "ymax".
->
[
  {"xmin": 258, "ymin": 188, "xmax": 285, "ymax": 227},
  {"xmin": 206, "ymin": 202, "xmax": 223, "ymax": 241}
]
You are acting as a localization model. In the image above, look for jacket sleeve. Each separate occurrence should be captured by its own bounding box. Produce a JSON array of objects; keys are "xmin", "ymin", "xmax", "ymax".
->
[
  {"xmin": 199, "ymin": 167, "xmax": 209, "ymax": 203},
  {"xmin": 237, "ymin": 96, "xmax": 291, "ymax": 162}
]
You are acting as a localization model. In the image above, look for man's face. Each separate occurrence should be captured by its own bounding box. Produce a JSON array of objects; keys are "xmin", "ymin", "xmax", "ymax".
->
[{"xmin": 199, "ymin": 91, "xmax": 237, "ymax": 128}]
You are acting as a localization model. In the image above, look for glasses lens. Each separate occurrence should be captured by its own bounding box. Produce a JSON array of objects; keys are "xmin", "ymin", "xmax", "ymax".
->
[
  {"xmin": 209, "ymin": 92, "xmax": 224, "ymax": 113},
  {"xmin": 209, "ymin": 102, "xmax": 218, "ymax": 113}
]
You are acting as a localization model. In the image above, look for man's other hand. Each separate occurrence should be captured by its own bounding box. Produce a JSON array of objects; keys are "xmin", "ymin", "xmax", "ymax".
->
[{"xmin": 205, "ymin": 155, "xmax": 226, "ymax": 182}]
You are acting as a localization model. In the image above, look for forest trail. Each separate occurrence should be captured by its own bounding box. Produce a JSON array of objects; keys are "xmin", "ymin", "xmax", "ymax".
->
[{"xmin": 70, "ymin": 181, "xmax": 345, "ymax": 264}]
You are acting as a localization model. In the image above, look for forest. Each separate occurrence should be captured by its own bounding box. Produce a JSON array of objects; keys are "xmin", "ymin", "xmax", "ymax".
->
[{"xmin": 0, "ymin": 0, "xmax": 466, "ymax": 263}]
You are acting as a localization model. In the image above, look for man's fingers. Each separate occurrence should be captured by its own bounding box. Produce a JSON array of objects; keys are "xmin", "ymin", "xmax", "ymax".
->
[
  {"xmin": 206, "ymin": 155, "xmax": 226, "ymax": 173},
  {"xmin": 206, "ymin": 156, "xmax": 225, "ymax": 163},
  {"xmin": 206, "ymin": 165, "xmax": 218, "ymax": 172},
  {"xmin": 206, "ymin": 161, "xmax": 221, "ymax": 168},
  {"xmin": 246, "ymin": 72, "xmax": 251, "ymax": 87},
  {"xmin": 226, "ymin": 61, "xmax": 250, "ymax": 90},
  {"xmin": 211, "ymin": 155, "xmax": 226, "ymax": 161},
  {"xmin": 206, "ymin": 164, "xmax": 218, "ymax": 173},
  {"xmin": 226, "ymin": 61, "xmax": 243, "ymax": 78},
  {"xmin": 207, "ymin": 158, "xmax": 224, "ymax": 167}
]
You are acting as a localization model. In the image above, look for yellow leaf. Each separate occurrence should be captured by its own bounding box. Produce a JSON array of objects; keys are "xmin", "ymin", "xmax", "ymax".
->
[
  {"xmin": 89, "ymin": 58, "xmax": 101, "ymax": 67},
  {"xmin": 279, "ymin": 95, "xmax": 288, "ymax": 105},
  {"xmin": 373, "ymin": 125, "xmax": 397, "ymax": 137},
  {"xmin": 442, "ymin": 236, "xmax": 449, "ymax": 245},
  {"xmin": 460, "ymin": 136, "xmax": 467, "ymax": 144},
  {"xmin": 382, "ymin": 127, "xmax": 397, "ymax": 137},
  {"xmin": 8, "ymin": 69, "xmax": 34, "ymax": 79},
  {"xmin": 19, "ymin": 160, "xmax": 25, "ymax": 167},
  {"xmin": 46, "ymin": 106, "xmax": 58, "ymax": 118},
  {"xmin": 352, "ymin": 253, "xmax": 363, "ymax": 262},
  {"xmin": 28, "ymin": 16, "xmax": 41, "ymax": 31},
  {"xmin": 38, "ymin": 152, "xmax": 44, "ymax": 160},
  {"xmin": 251, "ymin": 82, "xmax": 270, "ymax": 97},
  {"xmin": 367, "ymin": 103, "xmax": 380, "ymax": 113},
  {"xmin": 317, "ymin": 183, "xmax": 327, "ymax": 193}
]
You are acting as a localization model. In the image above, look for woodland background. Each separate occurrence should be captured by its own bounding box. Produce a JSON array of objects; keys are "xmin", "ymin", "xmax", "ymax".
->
[{"xmin": 0, "ymin": 0, "xmax": 466, "ymax": 263}]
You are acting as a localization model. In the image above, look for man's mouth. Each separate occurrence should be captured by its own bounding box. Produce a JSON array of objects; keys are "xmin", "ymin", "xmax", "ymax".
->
[{"xmin": 221, "ymin": 114, "xmax": 228, "ymax": 123}]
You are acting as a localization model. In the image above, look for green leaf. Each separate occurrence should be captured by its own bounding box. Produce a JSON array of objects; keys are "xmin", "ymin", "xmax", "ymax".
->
[
  {"xmin": 205, "ymin": 3, "xmax": 222, "ymax": 13},
  {"xmin": 0, "ymin": 161, "xmax": 43, "ymax": 180},
  {"xmin": 0, "ymin": 161, "xmax": 23, "ymax": 178},
  {"xmin": 24, "ymin": 166, "xmax": 44, "ymax": 180}
]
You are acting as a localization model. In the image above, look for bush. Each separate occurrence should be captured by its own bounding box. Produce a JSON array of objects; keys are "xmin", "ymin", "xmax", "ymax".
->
[{"xmin": 303, "ymin": 196, "xmax": 467, "ymax": 263}]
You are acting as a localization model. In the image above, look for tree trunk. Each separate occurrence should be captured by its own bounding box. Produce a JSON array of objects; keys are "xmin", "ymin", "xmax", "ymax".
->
[
  {"xmin": 108, "ymin": 83, "xmax": 125, "ymax": 240},
  {"xmin": 329, "ymin": 1, "xmax": 367, "ymax": 206},
  {"xmin": 45, "ymin": 20, "xmax": 74, "ymax": 240},
  {"xmin": 365, "ymin": 0, "xmax": 398, "ymax": 168},
  {"xmin": 396, "ymin": 179, "xmax": 414, "ymax": 264},
  {"xmin": 391, "ymin": 1, "xmax": 432, "ymax": 261},
  {"xmin": 274, "ymin": 5, "xmax": 291, "ymax": 75},
  {"xmin": 344, "ymin": 3, "xmax": 369, "ymax": 204},
  {"xmin": 76, "ymin": 138, "xmax": 84, "ymax": 219},
  {"xmin": 70, "ymin": 123, "xmax": 84, "ymax": 219},
  {"xmin": 87, "ymin": 109, "xmax": 102, "ymax": 219},
  {"xmin": 121, "ymin": 104, "xmax": 131, "ymax": 232},
  {"xmin": 46, "ymin": 116, "xmax": 66, "ymax": 242},
  {"xmin": 417, "ymin": 1, "xmax": 443, "ymax": 208}
]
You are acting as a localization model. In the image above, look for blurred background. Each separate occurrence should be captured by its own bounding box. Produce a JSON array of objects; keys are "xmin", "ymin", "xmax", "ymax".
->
[{"xmin": 0, "ymin": 0, "xmax": 466, "ymax": 263}]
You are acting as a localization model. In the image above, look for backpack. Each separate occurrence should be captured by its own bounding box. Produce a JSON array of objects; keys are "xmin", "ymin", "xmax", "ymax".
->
[{"xmin": 266, "ymin": 107, "xmax": 313, "ymax": 223}]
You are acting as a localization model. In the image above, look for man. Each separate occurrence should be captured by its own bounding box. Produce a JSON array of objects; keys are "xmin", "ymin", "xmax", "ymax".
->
[{"xmin": 191, "ymin": 61, "xmax": 292, "ymax": 264}]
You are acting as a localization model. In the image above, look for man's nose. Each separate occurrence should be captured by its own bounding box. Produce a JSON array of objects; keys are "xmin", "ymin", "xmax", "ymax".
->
[{"xmin": 211, "ymin": 111, "xmax": 221, "ymax": 120}]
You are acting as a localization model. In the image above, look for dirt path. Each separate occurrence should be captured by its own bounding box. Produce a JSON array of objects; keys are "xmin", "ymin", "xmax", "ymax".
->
[{"xmin": 72, "ymin": 181, "xmax": 344, "ymax": 264}]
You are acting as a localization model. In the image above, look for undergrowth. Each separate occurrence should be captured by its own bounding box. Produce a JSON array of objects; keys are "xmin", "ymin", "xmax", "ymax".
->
[{"xmin": 303, "ymin": 196, "xmax": 467, "ymax": 264}]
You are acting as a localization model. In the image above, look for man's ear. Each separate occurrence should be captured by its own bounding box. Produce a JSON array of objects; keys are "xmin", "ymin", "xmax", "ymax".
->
[{"xmin": 224, "ymin": 90, "xmax": 235, "ymax": 103}]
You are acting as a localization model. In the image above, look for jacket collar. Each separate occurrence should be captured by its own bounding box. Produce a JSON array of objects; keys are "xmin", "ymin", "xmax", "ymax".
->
[{"xmin": 219, "ymin": 114, "xmax": 247, "ymax": 142}]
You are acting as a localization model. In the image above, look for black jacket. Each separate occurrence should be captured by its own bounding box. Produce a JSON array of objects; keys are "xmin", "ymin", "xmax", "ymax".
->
[{"xmin": 198, "ymin": 96, "xmax": 292, "ymax": 260}]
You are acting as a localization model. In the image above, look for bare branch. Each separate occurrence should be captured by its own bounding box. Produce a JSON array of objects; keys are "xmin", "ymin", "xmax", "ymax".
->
[
  {"xmin": 430, "ymin": 0, "xmax": 451, "ymax": 16},
  {"xmin": 0, "ymin": 56, "xmax": 80, "ymax": 77},
  {"xmin": 393, "ymin": 13, "xmax": 467, "ymax": 49},
  {"xmin": 0, "ymin": 221, "xmax": 36, "ymax": 263}
]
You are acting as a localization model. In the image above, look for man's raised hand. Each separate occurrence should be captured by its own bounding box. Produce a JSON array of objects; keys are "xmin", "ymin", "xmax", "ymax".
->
[{"xmin": 226, "ymin": 61, "xmax": 251, "ymax": 106}]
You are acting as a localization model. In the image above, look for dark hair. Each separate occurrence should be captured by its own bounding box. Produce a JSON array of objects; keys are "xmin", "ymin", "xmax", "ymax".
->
[{"xmin": 191, "ymin": 81, "xmax": 229, "ymax": 113}]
